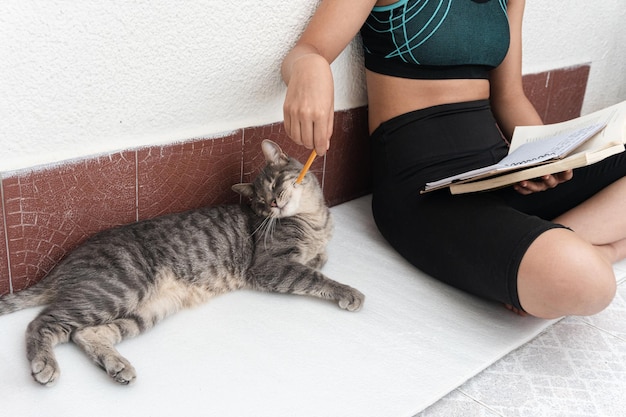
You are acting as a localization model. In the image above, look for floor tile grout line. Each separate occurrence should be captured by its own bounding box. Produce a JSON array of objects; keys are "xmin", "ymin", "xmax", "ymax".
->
[
  {"xmin": 134, "ymin": 150, "xmax": 139, "ymax": 222},
  {"xmin": 418, "ymin": 308, "xmax": 622, "ymax": 417},
  {"xmin": 456, "ymin": 388, "xmax": 510, "ymax": 417},
  {"xmin": 321, "ymin": 153, "xmax": 327, "ymax": 192},
  {"xmin": 542, "ymin": 70, "xmax": 552, "ymax": 121},
  {"xmin": 239, "ymin": 130, "xmax": 245, "ymax": 203},
  {"xmin": 577, "ymin": 317, "xmax": 626, "ymax": 343},
  {"xmin": 574, "ymin": 275, "xmax": 626, "ymax": 342},
  {"xmin": 0, "ymin": 177, "xmax": 13, "ymax": 293},
  {"xmin": 240, "ymin": 130, "xmax": 245, "ymax": 185}
]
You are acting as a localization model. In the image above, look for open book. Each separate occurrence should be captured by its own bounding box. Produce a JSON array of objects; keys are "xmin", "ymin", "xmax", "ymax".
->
[{"xmin": 422, "ymin": 100, "xmax": 626, "ymax": 194}]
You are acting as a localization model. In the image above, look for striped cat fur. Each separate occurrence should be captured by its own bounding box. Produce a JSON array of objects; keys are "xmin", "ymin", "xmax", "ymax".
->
[{"xmin": 0, "ymin": 140, "xmax": 364, "ymax": 386}]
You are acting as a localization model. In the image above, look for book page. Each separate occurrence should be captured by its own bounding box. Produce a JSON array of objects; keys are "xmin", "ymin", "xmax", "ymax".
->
[
  {"xmin": 449, "ymin": 143, "xmax": 625, "ymax": 194},
  {"xmin": 510, "ymin": 101, "xmax": 626, "ymax": 153},
  {"xmin": 424, "ymin": 122, "xmax": 604, "ymax": 190},
  {"xmin": 422, "ymin": 100, "xmax": 626, "ymax": 193},
  {"xmin": 499, "ymin": 123, "xmax": 605, "ymax": 167}
]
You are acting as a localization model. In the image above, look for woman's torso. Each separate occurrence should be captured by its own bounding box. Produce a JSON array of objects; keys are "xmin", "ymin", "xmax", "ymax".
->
[
  {"xmin": 365, "ymin": 74, "xmax": 490, "ymax": 132},
  {"xmin": 363, "ymin": 0, "xmax": 510, "ymax": 132}
]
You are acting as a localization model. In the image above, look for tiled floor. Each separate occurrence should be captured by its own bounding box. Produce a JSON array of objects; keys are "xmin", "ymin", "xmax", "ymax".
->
[{"xmin": 416, "ymin": 259, "xmax": 626, "ymax": 417}]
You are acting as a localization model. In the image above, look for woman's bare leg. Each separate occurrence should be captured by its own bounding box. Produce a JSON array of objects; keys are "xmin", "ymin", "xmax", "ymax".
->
[
  {"xmin": 555, "ymin": 176, "xmax": 626, "ymax": 262},
  {"xmin": 516, "ymin": 176, "xmax": 626, "ymax": 319},
  {"xmin": 517, "ymin": 228, "xmax": 616, "ymax": 318}
]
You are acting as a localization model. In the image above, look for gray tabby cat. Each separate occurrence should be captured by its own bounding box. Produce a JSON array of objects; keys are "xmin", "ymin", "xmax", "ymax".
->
[{"xmin": 0, "ymin": 139, "xmax": 364, "ymax": 386}]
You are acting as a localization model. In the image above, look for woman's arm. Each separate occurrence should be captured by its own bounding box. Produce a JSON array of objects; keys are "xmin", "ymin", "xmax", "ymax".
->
[
  {"xmin": 490, "ymin": 0, "xmax": 573, "ymax": 194},
  {"xmin": 489, "ymin": 0, "xmax": 543, "ymax": 140},
  {"xmin": 281, "ymin": 0, "xmax": 377, "ymax": 155}
]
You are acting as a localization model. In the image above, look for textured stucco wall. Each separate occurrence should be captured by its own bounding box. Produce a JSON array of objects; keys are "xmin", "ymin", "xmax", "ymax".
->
[
  {"xmin": 1, "ymin": 0, "xmax": 624, "ymax": 172},
  {"xmin": 523, "ymin": 0, "xmax": 626, "ymax": 114},
  {"xmin": 0, "ymin": 0, "xmax": 366, "ymax": 172}
]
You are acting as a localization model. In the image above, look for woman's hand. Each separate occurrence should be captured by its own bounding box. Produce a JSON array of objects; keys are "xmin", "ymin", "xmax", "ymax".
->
[
  {"xmin": 513, "ymin": 170, "xmax": 574, "ymax": 195},
  {"xmin": 280, "ymin": 0, "xmax": 376, "ymax": 155},
  {"xmin": 283, "ymin": 53, "xmax": 334, "ymax": 156}
]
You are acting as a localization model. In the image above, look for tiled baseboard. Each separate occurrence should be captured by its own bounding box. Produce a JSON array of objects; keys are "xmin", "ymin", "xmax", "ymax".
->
[
  {"xmin": 522, "ymin": 64, "xmax": 590, "ymax": 124},
  {"xmin": 0, "ymin": 65, "xmax": 589, "ymax": 295},
  {"xmin": 0, "ymin": 109, "xmax": 371, "ymax": 294}
]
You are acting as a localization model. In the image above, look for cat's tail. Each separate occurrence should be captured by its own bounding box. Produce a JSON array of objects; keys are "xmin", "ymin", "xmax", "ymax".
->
[{"xmin": 0, "ymin": 276, "xmax": 57, "ymax": 316}]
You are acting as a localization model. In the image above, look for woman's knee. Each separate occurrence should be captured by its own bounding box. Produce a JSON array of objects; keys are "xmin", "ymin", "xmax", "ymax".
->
[{"xmin": 517, "ymin": 228, "xmax": 617, "ymax": 318}]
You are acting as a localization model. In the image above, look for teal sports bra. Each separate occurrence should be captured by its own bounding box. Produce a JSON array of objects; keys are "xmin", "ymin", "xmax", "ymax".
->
[{"xmin": 360, "ymin": 0, "xmax": 510, "ymax": 79}]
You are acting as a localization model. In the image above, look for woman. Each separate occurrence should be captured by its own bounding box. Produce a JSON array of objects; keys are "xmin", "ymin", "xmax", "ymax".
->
[{"xmin": 281, "ymin": 0, "xmax": 626, "ymax": 318}]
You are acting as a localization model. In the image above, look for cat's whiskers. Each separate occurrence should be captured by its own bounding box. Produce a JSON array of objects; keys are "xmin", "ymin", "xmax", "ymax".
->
[
  {"xmin": 266, "ymin": 217, "xmax": 276, "ymax": 248},
  {"xmin": 260, "ymin": 215, "xmax": 278, "ymax": 249},
  {"xmin": 251, "ymin": 215, "xmax": 272, "ymax": 238},
  {"xmin": 249, "ymin": 212, "xmax": 278, "ymax": 250}
]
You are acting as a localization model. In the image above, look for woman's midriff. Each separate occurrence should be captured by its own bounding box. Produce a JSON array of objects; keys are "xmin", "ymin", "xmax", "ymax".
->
[{"xmin": 365, "ymin": 70, "xmax": 491, "ymax": 133}]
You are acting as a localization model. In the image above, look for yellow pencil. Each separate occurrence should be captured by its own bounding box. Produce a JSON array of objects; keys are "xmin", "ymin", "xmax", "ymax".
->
[{"xmin": 295, "ymin": 150, "xmax": 317, "ymax": 184}]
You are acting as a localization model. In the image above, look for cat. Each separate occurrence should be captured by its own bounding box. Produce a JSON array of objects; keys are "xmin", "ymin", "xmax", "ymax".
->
[{"xmin": 0, "ymin": 139, "xmax": 364, "ymax": 386}]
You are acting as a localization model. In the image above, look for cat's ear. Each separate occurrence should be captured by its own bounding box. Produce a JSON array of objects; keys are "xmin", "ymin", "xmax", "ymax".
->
[
  {"xmin": 231, "ymin": 183, "xmax": 254, "ymax": 198},
  {"xmin": 261, "ymin": 140, "xmax": 289, "ymax": 166}
]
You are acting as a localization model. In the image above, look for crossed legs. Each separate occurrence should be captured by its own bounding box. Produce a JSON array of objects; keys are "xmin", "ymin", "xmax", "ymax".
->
[{"xmin": 518, "ymin": 176, "xmax": 626, "ymax": 318}]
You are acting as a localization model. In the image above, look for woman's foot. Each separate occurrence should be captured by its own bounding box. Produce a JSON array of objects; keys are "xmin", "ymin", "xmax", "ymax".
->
[{"xmin": 504, "ymin": 303, "xmax": 529, "ymax": 317}]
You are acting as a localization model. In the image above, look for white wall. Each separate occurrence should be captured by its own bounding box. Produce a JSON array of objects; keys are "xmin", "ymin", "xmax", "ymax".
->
[
  {"xmin": 0, "ymin": 0, "xmax": 366, "ymax": 172},
  {"xmin": 522, "ymin": 0, "xmax": 626, "ymax": 113},
  {"xmin": 1, "ymin": 0, "xmax": 624, "ymax": 173}
]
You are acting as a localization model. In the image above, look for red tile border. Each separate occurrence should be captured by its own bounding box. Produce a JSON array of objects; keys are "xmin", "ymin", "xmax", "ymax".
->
[
  {"xmin": 3, "ymin": 152, "xmax": 136, "ymax": 292},
  {"xmin": 522, "ymin": 64, "xmax": 590, "ymax": 124},
  {"xmin": 0, "ymin": 190, "xmax": 9, "ymax": 295},
  {"xmin": 544, "ymin": 65, "xmax": 590, "ymax": 124},
  {"xmin": 137, "ymin": 133, "xmax": 243, "ymax": 221},
  {"xmin": 323, "ymin": 108, "xmax": 372, "ymax": 206},
  {"xmin": 0, "ymin": 66, "xmax": 590, "ymax": 293},
  {"xmin": 523, "ymin": 71, "xmax": 551, "ymax": 121}
]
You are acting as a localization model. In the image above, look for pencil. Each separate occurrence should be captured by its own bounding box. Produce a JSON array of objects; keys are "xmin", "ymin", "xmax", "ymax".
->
[{"xmin": 295, "ymin": 150, "xmax": 317, "ymax": 184}]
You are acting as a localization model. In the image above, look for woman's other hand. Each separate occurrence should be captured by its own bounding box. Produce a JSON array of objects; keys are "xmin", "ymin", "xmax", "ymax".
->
[{"xmin": 513, "ymin": 170, "xmax": 574, "ymax": 194}]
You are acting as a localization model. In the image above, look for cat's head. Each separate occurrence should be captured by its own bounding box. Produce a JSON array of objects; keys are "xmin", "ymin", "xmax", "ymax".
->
[{"xmin": 232, "ymin": 140, "xmax": 323, "ymax": 218}]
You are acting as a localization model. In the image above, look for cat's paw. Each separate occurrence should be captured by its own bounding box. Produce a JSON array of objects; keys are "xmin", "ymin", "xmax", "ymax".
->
[
  {"xmin": 31, "ymin": 356, "xmax": 60, "ymax": 386},
  {"xmin": 338, "ymin": 287, "xmax": 365, "ymax": 312},
  {"xmin": 102, "ymin": 355, "xmax": 137, "ymax": 385}
]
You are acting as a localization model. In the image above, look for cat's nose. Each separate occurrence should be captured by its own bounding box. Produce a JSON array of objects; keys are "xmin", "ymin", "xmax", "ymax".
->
[{"xmin": 270, "ymin": 199, "xmax": 278, "ymax": 207}]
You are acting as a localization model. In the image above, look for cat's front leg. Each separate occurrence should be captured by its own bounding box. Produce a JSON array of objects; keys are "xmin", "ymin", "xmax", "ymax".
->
[
  {"xmin": 247, "ymin": 262, "xmax": 364, "ymax": 311},
  {"xmin": 71, "ymin": 319, "xmax": 141, "ymax": 385},
  {"xmin": 306, "ymin": 251, "xmax": 328, "ymax": 270}
]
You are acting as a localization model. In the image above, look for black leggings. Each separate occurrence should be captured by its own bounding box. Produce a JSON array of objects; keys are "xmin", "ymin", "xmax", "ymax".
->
[{"xmin": 370, "ymin": 100, "xmax": 626, "ymax": 310}]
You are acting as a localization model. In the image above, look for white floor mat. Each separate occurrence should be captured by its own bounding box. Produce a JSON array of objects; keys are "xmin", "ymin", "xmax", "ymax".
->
[{"xmin": 0, "ymin": 195, "xmax": 561, "ymax": 417}]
